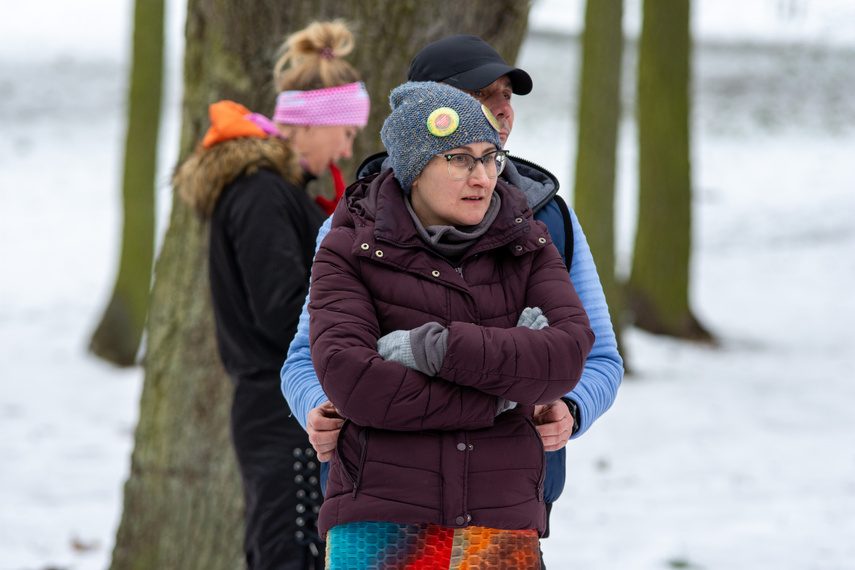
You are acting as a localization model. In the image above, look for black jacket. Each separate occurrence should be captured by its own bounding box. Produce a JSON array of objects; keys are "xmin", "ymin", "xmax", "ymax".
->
[{"xmin": 175, "ymin": 136, "xmax": 326, "ymax": 381}]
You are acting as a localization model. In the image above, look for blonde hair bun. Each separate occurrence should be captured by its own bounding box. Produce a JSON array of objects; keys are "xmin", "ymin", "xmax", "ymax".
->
[{"xmin": 273, "ymin": 20, "xmax": 360, "ymax": 93}]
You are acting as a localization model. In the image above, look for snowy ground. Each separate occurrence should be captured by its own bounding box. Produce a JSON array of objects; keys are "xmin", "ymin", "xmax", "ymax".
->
[{"xmin": 2, "ymin": 1, "xmax": 854, "ymax": 569}]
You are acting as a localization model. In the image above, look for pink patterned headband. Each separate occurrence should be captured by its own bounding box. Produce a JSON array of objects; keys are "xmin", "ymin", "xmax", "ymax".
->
[{"xmin": 273, "ymin": 81, "xmax": 370, "ymax": 127}]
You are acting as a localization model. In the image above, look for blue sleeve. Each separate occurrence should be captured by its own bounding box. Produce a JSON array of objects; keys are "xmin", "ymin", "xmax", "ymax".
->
[
  {"xmin": 534, "ymin": 202, "xmax": 624, "ymax": 438},
  {"xmin": 563, "ymin": 209, "xmax": 624, "ymax": 438},
  {"xmin": 280, "ymin": 215, "xmax": 333, "ymax": 430}
]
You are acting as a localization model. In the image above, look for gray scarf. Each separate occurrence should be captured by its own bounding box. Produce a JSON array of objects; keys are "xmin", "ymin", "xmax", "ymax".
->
[{"xmin": 404, "ymin": 192, "xmax": 502, "ymax": 260}]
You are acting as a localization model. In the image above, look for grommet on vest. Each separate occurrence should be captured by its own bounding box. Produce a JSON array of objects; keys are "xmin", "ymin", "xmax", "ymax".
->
[{"xmin": 292, "ymin": 446, "xmax": 323, "ymax": 558}]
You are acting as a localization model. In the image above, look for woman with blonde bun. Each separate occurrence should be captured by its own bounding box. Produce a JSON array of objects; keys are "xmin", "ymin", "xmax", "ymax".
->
[{"xmin": 173, "ymin": 20, "xmax": 369, "ymax": 570}]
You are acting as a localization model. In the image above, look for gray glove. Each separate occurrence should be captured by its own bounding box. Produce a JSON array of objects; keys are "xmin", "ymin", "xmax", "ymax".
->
[
  {"xmin": 496, "ymin": 398, "xmax": 518, "ymax": 415},
  {"xmin": 377, "ymin": 330, "xmax": 417, "ymax": 370},
  {"xmin": 377, "ymin": 322, "xmax": 448, "ymax": 376},
  {"xmin": 516, "ymin": 307, "xmax": 549, "ymax": 330}
]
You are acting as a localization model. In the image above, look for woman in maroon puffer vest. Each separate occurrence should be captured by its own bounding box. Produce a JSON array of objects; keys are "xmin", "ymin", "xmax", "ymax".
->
[{"xmin": 308, "ymin": 81, "xmax": 595, "ymax": 569}]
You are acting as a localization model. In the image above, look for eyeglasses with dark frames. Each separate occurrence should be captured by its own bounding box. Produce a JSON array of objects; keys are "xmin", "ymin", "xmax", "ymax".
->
[{"xmin": 434, "ymin": 149, "xmax": 508, "ymax": 181}]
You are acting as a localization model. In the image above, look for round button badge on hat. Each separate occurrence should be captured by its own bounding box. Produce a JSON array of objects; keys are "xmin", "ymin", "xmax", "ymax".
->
[
  {"xmin": 427, "ymin": 107, "xmax": 459, "ymax": 137},
  {"xmin": 481, "ymin": 105, "xmax": 501, "ymax": 132}
]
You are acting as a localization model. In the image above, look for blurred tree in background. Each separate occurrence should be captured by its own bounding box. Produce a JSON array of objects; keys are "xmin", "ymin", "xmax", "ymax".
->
[
  {"xmin": 109, "ymin": 1, "xmax": 531, "ymax": 568},
  {"xmin": 629, "ymin": 0, "xmax": 712, "ymax": 341},
  {"xmin": 89, "ymin": 0, "xmax": 163, "ymax": 366},
  {"xmin": 572, "ymin": 0, "xmax": 626, "ymax": 357}
]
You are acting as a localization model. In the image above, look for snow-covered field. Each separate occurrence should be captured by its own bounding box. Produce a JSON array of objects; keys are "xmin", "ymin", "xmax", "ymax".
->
[{"xmin": 2, "ymin": 1, "xmax": 854, "ymax": 569}]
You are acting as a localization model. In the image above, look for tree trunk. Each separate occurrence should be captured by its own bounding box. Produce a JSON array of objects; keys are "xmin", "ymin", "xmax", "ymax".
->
[
  {"xmin": 89, "ymin": 0, "xmax": 163, "ymax": 366},
  {"xmin": 573, "ymin": 0, "xmax": 626, "ymax": 357},
  {"xmin": 628, "ymin": 0, "xmax": 712, "ymax": 341},
  {"xmin": 110, "ymin": 2, "xmax": 532, "ymax": 568},
  {"xmin": 109, "ymin": 205, "xmax": 242, "ymax": 570}
]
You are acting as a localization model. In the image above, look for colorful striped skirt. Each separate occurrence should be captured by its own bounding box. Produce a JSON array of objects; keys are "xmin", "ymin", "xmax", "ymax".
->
[{"xmin": 325, "ymin": 521, "xmax": 541, "ymax": 570}]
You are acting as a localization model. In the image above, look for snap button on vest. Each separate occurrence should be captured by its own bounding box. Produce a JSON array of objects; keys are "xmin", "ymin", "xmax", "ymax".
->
[
  {"xmin": 360, "ymin": 243, "xmax": 370, "ymax": 250},
  {"xmin": 456, "ymin": 516, "xmax": 465, "ymax": 525},
  {"xmin": 457, "ymin": 442, "xmax": 466, "ymax": 451},
  {"xmin": 538, "ymin": 237, "xmax": 547, "ymax": 244},
  {"xmin": 515, "ymin": 245, "xmax": 523, "ymax": 251},
  {"xmin": 432, "ymin": 270, "xmax": 440, "ymax": 277},
  {"xmin": 375, "ymin": 250, "xmax": 384, "ymax": 258},
  {"xmin": 514, "ymin": 217, "xmax": 523, "ymax": 224}
]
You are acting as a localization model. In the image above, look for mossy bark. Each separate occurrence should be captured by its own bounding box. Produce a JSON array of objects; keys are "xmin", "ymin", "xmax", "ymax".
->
[
  {"xmin": 89, "ymin": 0, "xmax": 163, "ymax": 366},
  {"xmin": 573, "ymin": 0, "xmax": 627, "ymax": 358},
  {"xmin": 629, "ymin": 0, "xmax": 712, "ymax": 341}
]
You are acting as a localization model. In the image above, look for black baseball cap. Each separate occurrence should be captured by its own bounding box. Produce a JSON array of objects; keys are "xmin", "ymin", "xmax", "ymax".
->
[{"xmin": 407, "ymin": 34, "xmax": 533, "ymax": 95}]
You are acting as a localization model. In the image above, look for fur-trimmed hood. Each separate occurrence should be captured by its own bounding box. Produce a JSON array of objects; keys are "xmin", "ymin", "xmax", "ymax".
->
[{"xmin": 174, "ymin": 135, "xmax": 303, "ymax": 218}]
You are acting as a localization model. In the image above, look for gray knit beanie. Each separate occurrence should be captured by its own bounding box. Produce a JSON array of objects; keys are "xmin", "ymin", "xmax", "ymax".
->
[{"xmin": 380, "ymin": 81, "xmax": 502, "ymax": 193}]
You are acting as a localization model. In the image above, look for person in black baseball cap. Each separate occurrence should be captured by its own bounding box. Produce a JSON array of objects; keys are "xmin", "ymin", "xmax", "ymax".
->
[
  {"xmin": 407, "ymin": 34, "xmax": 532, "ymax": 146},
  {"xmin": 408, "ymin": 34, "xmax": 533, "ymax": 95}
]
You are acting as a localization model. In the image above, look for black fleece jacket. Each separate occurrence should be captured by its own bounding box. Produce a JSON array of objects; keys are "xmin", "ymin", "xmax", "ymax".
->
[{"xmin": 209, "ymin": 168, "xmax": 326, "ymax": 382}]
